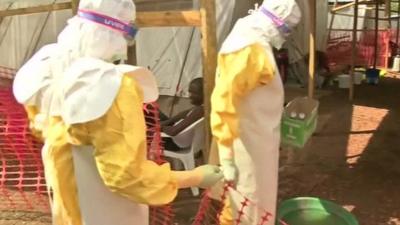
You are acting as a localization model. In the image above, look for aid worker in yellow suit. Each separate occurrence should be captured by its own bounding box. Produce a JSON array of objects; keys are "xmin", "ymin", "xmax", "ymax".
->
[
  {"xmin": 13, "ymin": 1, "xmax": 223, "ymax": 225},
  {"xmin": 211, "ymin": 1, "xmax": 301, "ymax": 225}
]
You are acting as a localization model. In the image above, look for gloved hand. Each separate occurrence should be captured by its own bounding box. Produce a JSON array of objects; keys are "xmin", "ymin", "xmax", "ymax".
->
[
  {"xmin": 220, "ymin": 158, "xmax": 237, "ymax": 183},
  {"xmin": 219, "ymin": 145, "xmax": 237, "ymax": 184},
  {"xmin": 193, "ymin": 165, "xmax": 224, "ymax": 189}
]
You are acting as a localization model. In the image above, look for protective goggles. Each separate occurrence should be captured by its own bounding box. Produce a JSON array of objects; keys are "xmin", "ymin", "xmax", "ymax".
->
[
  {"xmin": 260, "ymin": 7, "xmax": 291, "ymax": 36},
  {"xmin": 78, "ymin": 9, "xmax": 138, "ymax": 40}
]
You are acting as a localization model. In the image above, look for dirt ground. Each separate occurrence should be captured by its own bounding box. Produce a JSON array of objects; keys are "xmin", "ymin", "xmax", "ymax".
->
[
  {"xmin": 1, "ymin": 75, "xmax": 400, "ymax": 225},
  {"xmin": 279, "ymin": 73, "xmax": 400, "ymax": 225}
]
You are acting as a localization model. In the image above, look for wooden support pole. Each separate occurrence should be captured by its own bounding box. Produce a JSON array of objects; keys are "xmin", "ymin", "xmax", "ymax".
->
[
  {"xmin": 327, "ymin": 0, "xmax": 339, "ymax": 41},
  {"xmin": 127, "ymin": 45, "xmax": 137, "ymax": 65},
  {"xmin": 0, "ymin": 3, "xmax": 13, "ymax": 25},
  {"xmin": 385, "ymin": 0, "xmax": 391, "ymax": 17},
  {"xmin": 331, "ymin": 0, "xmax": 373, "ymax": 13},
  {"xmin": 71, "ymin": 0, "xmax": 80, "ymax": 15},
  {"xmin": 387, "ymin": 0, "xmax": 392, "ymax": 28},
  {"xmin": 136, "ymin": 10, "xmax": 201, "ymax": 27},
  {"xmin": 331, "ymin": 1, "xmax": 358, "ymax": 13},
  {"xmin": 385, "ymin": 0, "xmax": 391, "ymax": 69},
  {"xmin": 200, "ymin": 0, "xmax": 218, "ymax": 161},
  {"xmin": 330, "ymin": 28, "xmax": 388, "ymax": 31},
  {"xmin": 0, "ymin": 5, "xmax": 202, "ymax": 27},
  {"xmin": 333, "ymin": 12, "xmax": 391, "ymax": 20},
  {"xmin": 384, "ymin": 29, "xmax": 390, "ymax": 68},
  {"xmin": 374, "ymin": 0, "xmax": 379, "ymax": 69},
  {"xmin": 0, "ymin": 2, "xmax": 72, "ymax": 17},
  {"xmin": 308, "ymin": 0, "xmax": 316, "ymax": 99},
  {"xmin": 350, "ymin": 0, "xmax": 359, "ymax": 101},
  {"xmin": 397, "ymin": 0, "xmax": 400, "ymax": 46}
]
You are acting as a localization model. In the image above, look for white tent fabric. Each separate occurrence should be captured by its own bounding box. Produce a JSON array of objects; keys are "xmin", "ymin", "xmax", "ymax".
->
[
  {"xmin": 327, "ymin": 5, "xmax": 390, "ymax": 42},
  {"xmin": 286, "ymin": 0, "xmax": 329, "ymax": 63},
  {"xmin": 136, "ymin": 0, "xmax": 235, "ymax": 97},
  {"xmin": 0, "ymin": 0, "xmax": 71, "ymax": 69},
  {"xmin": 329, "ymin": 7, "xmax": 367, "ymax": 30},
  {"xmin": 0, "ymin": 0, "xmax": 236, "ymax": 97},
  {"xmin": 327, "ymin": 6, "xmax": 367, "ymax": 41},
  {"xmin": 0, "ymin": 0, "xmax": 329, "ymax": 97}
]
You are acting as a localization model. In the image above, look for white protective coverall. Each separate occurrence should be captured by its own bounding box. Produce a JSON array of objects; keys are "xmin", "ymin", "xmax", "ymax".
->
[
  {"xmin": 210, "ymin": 1, "xmax": 301, "ymax": 225},
  {"xmin": 13, "ymin": 1, "xmax": 222, "ymax": 225}
]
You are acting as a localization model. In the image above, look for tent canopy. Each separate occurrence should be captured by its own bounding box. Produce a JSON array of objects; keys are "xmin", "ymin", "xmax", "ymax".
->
[{"xmin": 0, "ymin": 0, "xmax": 330, "ymax": 97}]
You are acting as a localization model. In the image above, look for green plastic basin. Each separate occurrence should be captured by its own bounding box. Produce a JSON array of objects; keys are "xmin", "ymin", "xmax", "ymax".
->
[{"xmin": 276, "ymin": 197, "xmax": 359, "ymax": 225}]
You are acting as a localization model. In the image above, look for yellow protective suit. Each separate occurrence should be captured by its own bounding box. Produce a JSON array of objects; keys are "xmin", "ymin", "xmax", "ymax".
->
[
  {"xmin": 211, "ymin": 43, "xmax": 275, "ymax": 149},
  {"xmin": 211, "ymin": 41, "xmax": 282, "ymax": 225},
  {"xmin": 25, "ymin": 75, "xmax": 178, "ymax": 225}
]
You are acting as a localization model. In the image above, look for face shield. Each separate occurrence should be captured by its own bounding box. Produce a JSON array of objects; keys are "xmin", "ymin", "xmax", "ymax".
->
[
  {"xmin": 254, "ymin": 0, "xmax": 301, "ymax": 49},
  {"xmin": 77, "ymin": 10, "xmax": 138, "ymax": 46},
  {"xmin": 261, "ymin": 0, "xmax": 301, "ymax": 34},
  {"xmin": 259, "ymin": 7, "xmax": 292, "ymax": 38},
  {"xmin": 57, "ymin": 0, "xmax": 137, "ymax": 62}
]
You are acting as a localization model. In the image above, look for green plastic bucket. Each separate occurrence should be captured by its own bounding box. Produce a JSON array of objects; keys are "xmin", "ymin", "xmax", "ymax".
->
[{"xmin": 276, "ymin": 197, "xmax": 359, "ymax": 225}]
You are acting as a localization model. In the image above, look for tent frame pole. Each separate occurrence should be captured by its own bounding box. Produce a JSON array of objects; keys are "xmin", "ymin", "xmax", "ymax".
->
[
  {"xmin": 200, "ymin": 0, "xmax": 217, "ymax": 160},
  {"xmin": 308, "ymin": 0, "xmax": 316, "ymax": 99},
  {"xmin": 397, "ymin": 0, "xmax": 400, "ymax": 46},
  {"xmin": 350, "ymin": 0, "xmax": 359, "ymax": 101},
  {"xmin": 71, "ymin": 0, "xmax": 79, "ymax": 15}
]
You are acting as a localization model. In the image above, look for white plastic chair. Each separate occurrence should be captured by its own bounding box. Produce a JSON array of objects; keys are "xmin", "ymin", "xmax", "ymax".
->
[{"xmin": 162, "ymin": 118, "xmax": 205, "ymax": 196}]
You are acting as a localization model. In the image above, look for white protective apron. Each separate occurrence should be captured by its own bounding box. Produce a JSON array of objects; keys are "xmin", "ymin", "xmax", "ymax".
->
[
  {"xmin": 72, "ymin": 146, "xmax": 149, "ymax": 225},
  {"xmin": 227, "ymin": 48, "xmax": 283, "ymax": 225}
]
